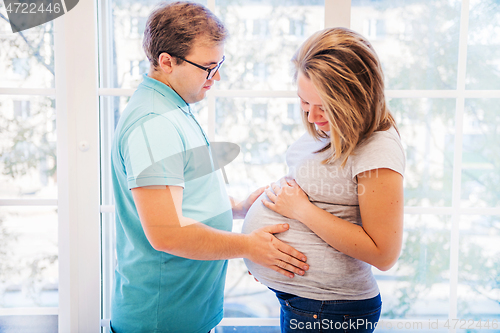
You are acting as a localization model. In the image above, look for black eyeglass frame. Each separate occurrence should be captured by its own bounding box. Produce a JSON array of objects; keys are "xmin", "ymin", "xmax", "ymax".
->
[{"xmin": 159, "ymin": 52, "xmax": 225, "ymax": 80}]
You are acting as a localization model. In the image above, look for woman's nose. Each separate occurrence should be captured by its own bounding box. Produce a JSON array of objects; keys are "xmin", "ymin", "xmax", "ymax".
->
[{"xmin": 307, "ymin": 106, "xmax": 323, "ymax": 122}]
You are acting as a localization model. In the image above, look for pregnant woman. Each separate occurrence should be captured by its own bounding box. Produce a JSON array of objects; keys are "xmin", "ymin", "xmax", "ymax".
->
[{"xmin": 242, "ymin": 27, "xmax": 405, "ymax": 332}]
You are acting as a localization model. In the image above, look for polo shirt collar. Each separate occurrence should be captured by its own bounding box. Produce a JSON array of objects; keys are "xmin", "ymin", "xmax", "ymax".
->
[{"xmin": 140, "ymin": 74, "xmax": 191, "ymax": 114}]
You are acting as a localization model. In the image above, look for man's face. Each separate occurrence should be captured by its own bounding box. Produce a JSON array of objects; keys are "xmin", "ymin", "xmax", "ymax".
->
[{"xmin": 169, "ymin": 41, "xmax": 224, "ymax": 104}]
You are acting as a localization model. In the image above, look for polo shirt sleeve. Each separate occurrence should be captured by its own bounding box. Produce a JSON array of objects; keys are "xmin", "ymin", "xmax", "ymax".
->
[{"xmin": 123, "ymin": 114, "xmax": 186, "ymax": 189}]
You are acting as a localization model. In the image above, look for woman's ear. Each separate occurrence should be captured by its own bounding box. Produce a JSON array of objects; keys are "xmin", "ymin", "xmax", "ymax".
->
[{"xmin": 157, "ymin": 52, "xmax": 175, "ymax": 74}]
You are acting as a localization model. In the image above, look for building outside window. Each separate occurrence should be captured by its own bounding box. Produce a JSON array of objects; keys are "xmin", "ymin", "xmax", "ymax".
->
[
  {"xmin": 289, "ymin": 18, "xmax": 305, "ymax": 36},
  {"xmin": 13, "ymin": 100, "xmax": 30, "ymax": 119},
  {"xmin": 12, "ymin": 58, "xmax": 30, "ymax": 77}
]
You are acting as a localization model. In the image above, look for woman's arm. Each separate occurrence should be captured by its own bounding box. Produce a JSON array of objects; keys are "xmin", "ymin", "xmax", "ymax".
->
[{"xmin": 262, "ymin": 168, "xmax": 404, "ymax": 271}]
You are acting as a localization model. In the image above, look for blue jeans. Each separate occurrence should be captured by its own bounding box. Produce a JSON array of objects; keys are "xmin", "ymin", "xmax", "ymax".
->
[{"xmin": 271, "ymin": 289, "xmax": 381, "ymax": 333}]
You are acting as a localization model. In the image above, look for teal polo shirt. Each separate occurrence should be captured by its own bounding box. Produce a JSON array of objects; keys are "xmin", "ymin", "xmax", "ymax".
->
[{"xmin": 110, "ymin": 74, "xmax": 233, "ymax": 333}]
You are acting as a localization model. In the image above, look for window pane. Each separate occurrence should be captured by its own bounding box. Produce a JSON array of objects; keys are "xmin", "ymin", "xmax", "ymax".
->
[
  {"xmin": 377, "ymin": 214, "xmax": 451, "ymax": 319},
  {"xmin": 101, "ymin": 0, "xmax": 207, "ymax": 89},
  {"xmin": 215, "ymin": 0, "xmax": 324, "ymax": 91},
  {"xmin": 0, "ymin": 207, "xmax": 58, "ymax": 307},
  {"xmin": 0, "ymin": 96, "xmax": 57, "ymax": 199},
  {"xmin": 466, "ymin": 0, "xmax": 500, "ymax": 90},
  {"xmin": 458, "ymin": 215, "xmax": 500, "ymax": 322},
  {"xmin": 215, "ymin": 97, "xmax": 303, "ymax": 319},
  {"xmin": 215, "ymin": 97, "xmax": 304, "ymax": 198},
  {"xmin": 461, "ymin": 99, "xmax": 500, "ymax": 208},
  {"xmin": 351, "ymin": 0, "xmax": 461, "ymax": 90},
  {"xmin": 0, "ymin": 316, "xmax": 57, "ymax": 333},
  {"xmin": 0, "ymin": 2, "xmax": 55, "ymax": 89},
  {"xmin": 390, "ymin": 98, "xmax": 456, "ymax": 207},
  {"xmin": 224, "ymin": 224, "xmax": 281, "ymax": 320},
  {"xmin": 224, "ymin": 257, "xmax": 280, "ymax": 318}
]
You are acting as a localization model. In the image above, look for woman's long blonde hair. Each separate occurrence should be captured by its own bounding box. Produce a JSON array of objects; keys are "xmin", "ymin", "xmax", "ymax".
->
[{"xmin": 292, "ymin": 27, "xmax": 397, "ymax": 167}]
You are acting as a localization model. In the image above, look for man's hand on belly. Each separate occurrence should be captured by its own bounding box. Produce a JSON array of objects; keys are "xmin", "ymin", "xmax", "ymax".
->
[{"xmin": 243, "ymin": 223, "xmax": 309, "ymax": 278}]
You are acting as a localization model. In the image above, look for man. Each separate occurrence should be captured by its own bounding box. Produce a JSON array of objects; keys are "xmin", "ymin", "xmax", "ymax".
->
[{"xmin": 110, "ymin": 2, "xmax": 309, "ymax": 332}]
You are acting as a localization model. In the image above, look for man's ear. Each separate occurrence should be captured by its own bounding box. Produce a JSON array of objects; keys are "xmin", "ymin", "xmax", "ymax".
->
[{"xmin": 157, "ymin": 52, "xmax": 175, "ymax": 74}]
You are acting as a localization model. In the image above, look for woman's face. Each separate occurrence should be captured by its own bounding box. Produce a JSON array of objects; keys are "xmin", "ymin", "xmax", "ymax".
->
[{"xmin": 297, "ymin": 72, "xmax": 330, "ymax": 132}]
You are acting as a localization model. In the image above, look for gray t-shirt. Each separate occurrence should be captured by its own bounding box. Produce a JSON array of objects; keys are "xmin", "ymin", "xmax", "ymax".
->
[{"xmin": 242, "ymin": 127, "xmax": 405, "ymax": 301}]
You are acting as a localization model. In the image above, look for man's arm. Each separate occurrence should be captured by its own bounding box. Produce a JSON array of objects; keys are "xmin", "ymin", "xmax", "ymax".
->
[{"xmin": 132, "ymin": 185, "xmax": 309, "ymax": 278}]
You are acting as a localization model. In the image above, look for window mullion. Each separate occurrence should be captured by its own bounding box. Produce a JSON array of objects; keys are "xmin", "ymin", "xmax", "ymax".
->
[{"xmin": 449, "ymin": 0, "xmax": 470, "ymax": 329}]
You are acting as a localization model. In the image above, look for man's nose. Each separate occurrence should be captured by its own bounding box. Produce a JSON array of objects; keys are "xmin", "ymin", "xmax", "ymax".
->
[{"xmin": 212, "ymin": 69, "xmax": 221, "ymax": 81}]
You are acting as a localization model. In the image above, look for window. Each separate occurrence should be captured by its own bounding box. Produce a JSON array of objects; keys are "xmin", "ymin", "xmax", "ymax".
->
[
  {"xmin": 363, "ymin": 18, "xmax": 386, "ymax": 39},
  {"xmin": 350, "ymin": 0, "xmax": 500, "ymax": 323},
  {"xmin": 97, "ymin": 0, "xmax": 500, "ymax": 330},
  {"xmin": 289, "ymin": 18, "xmax": 305, "ymax": 36},
  {"xmin": 252, "ymin": 63, "xmax": 268, "ymax": 81},
  {"xmin": 252, "ymin": 19, "xmax": 269, "ymax": 36},
  {"xmin": 13, "ymin": 100, "xmax": 30, "ymax": 118},
  {"xmin": 129, "ymin": 16, "xmax": 147, "ymax": 38},
  {"xmin": 0, "ymin": 4, "xmax": 58, "ymax": 331},
  {"xmin": 12, "ymin": 58, "xmax": 30, "ymax": 77},
  {"xmin": 251, "ymin": 103, "xmax": 267, "ymax": 120},
  {"xmin": 287, "ymin": 103, "xmax": 301, "ymax": 121}
]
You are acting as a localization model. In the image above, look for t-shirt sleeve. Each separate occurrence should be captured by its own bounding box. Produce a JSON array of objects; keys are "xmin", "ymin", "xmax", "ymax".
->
[
  {"xmin": 350, "ymin": 129, "xmax": 406, "ymax": 181},
  {"xmin": 122, "ymin": 114, "xmax": 186, "ymax": 189}
]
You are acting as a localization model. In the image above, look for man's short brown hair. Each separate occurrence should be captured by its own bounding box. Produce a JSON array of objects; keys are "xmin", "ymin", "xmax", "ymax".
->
[{"xmin": 143, "ymin": 1, "xmax": 228, "ymax": 69}]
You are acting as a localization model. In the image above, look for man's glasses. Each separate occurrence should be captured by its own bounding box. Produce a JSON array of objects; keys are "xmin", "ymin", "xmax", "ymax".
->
[{"xmin": 160, "ymin": 52, "xmax": 225, "ymax": 80}]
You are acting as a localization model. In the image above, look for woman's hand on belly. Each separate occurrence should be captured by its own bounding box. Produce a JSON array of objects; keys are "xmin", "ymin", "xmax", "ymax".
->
[{"xmin": 262, "ymin": 178, "xmax": 313, "ymax": 221}]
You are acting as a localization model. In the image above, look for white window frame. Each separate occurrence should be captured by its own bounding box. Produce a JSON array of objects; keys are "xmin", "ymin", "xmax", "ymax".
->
[
  {"xmin": 54, "ymin": 0, "xmax": 101, "ymax": 331},
  {"xmin": 0, "ymin": 0, "xmax": 101, "ymax": 331}
]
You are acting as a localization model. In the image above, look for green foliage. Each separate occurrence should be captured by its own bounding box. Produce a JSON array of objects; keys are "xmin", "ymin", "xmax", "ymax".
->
[
  {"xmin": 0, "ymin": 97, "xmax": 56, "ymax": 180},
  {"xmin": 0, "ymin": 13, "xmax": 54, "ymax": 76},
  {"xmin": 462, "ymin": 99, "xmax": 500, "ymax": 207},
  {"xmin": 25, "ymin": 254, "xmax": 58, "ymax": 306},
  {"xmin": 361, "ymin": 0, "xmax": 500, "ymax": 319},
  {"xmin": 0, "ymin": 217, "xmax": 17, "ymax": 282},
  {"xmin": 0, "ymin": 216, "xmax": 19, "ymax": 306},
  {"xmin": 392, "ymin": 98, "xmax": 456, "ymax": 207},
  {"xmin": 0, "ymin": 6, "xmax": 57, "ymax": 306},
  {"xmin": 0, "ymin": 11, "xmax": 57, "ymax": 181},
  {"xmin": 384, "ymin": 216, "xmax": 451, "ymax": 318}
]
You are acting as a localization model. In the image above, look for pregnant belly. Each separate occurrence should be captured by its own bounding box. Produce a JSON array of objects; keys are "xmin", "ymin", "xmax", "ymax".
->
[
  {"xmin": 241, "ymin": 192, "xmax": 371, "ymax": 299},
  {"xmin": 242, "ymin": 192, "xmax": 318, "ymax": 235},
  {"xmin": 242, "ymin": 192, "xmax": 361, "ymax": 240},
  {"xmin": 242, "ymin": 192, "xmax": 331, "ymax": 284}
]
